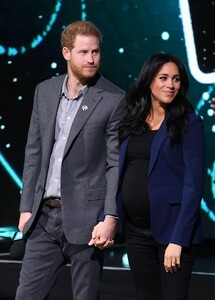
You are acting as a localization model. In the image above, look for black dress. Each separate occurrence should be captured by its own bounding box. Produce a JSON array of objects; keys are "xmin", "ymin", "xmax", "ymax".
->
[{"xmin": 121, "ymin": 130, "xmax": 157, "ymax": 228}]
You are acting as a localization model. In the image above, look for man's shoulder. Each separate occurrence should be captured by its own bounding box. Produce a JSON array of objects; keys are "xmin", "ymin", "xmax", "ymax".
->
[
  {"xmin": 93, "ymin": 74, "xmax": 125, "ymax": 95},
  {"xmin": 38, "ymin": 74, "xmax": 66, "ymax": 88}
]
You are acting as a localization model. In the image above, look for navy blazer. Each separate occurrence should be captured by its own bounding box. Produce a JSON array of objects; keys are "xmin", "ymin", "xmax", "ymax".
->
[{"xmin": 116, "ymin": 112, "xmax": 205, "ymax": 248}]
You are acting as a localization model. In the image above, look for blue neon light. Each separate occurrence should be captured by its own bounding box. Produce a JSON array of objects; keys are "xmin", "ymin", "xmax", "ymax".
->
[{"xmin": 0, "ymin": 152, "xmax": 22, "ymax": 189}]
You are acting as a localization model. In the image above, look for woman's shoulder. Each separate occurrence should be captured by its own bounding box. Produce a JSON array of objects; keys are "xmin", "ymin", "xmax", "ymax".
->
[
  {"xmin": 187, "ymin": 111, "xmax": 203, "ymax": 124},
  {"xmin": 185, "ymin": 112, "xmax": 204, "ymax": 136}
]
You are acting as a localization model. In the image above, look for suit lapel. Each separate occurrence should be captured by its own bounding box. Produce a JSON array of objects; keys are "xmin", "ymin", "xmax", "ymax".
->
[
  {"xmin": 63, "ymin": 87, "xmax": 102, "ymax": 157},
  {"xmin": 119, "ymin": 118, "xmax": 169, "ymax": 180},
  {"xmin": 148, "ymin": 118, "xmax": 168, "ymax": 177}
]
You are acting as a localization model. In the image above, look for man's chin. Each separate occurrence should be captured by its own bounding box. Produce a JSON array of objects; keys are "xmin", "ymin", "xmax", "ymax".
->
[{"xmin": 80, "ymin": 71, "xmax": 98, "ymax": 81}]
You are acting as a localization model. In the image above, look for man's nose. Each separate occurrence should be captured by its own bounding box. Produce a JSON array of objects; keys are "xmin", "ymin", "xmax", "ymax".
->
[{"xmin": 87, "ymin": 53, "xmax": 94, "ymax": 63}]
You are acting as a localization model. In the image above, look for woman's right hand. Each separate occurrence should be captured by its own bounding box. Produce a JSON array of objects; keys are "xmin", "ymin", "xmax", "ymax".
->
[{"xmin": 164, "ymin": 243, "xmax": 182, "ymax": 273}]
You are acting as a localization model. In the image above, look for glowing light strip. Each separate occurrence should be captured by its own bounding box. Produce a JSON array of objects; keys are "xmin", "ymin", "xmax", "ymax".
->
[
  {"xmin": 0, "ymin": 151, "xmax": 22, "ymax": 189},
  {"xmin": 0, "ymin": 0, "xmax": 62, "ymax": 56},
  {"xmin": 179, "ymin": 0, "xmax": 215, "ymax": 84},
  {"xmin": 201, "ymin": 198, "xmax": 215, "ymax": 222},
  {"xmin": 196, "ymin": 84, "xmax": 215, "ymax": 111},
  {"xmin": 195, "ymin": 83, "xmax": 215, "ymax": 223},
  {"xmin": 0, "ymin": 226, "xmax": 17, "ymax": 239},
  {"xmin": 81, "ymin": 0, "xmax": 87, "ymax": 20}
]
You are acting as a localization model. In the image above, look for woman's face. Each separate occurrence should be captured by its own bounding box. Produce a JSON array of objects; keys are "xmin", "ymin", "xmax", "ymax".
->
[{"xmin": 150, "ymin": 62, "xmax": 181, "ymax": 107}]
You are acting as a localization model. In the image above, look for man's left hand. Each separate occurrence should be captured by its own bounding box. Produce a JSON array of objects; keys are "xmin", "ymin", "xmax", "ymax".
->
[{"xmin": 88, "ymin": 217, "xmax": 117, "ymax": 249}]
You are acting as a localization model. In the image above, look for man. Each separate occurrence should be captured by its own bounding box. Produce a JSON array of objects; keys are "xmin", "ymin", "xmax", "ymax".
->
[
  {"xmin": 210, "ymin": 97, "xmax": 215, "ymax": 113},
  {"xmin": 15, "ymin": 20, "xmax": 125, "ymax": 300}
]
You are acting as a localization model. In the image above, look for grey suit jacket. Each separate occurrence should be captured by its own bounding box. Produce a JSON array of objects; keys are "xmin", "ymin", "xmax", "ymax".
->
[{"xmin": 20, "ymin": 73, "xmax": 126, "ymax": 244}]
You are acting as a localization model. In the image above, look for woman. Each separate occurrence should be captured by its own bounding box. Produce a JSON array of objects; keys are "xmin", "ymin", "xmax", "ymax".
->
[{"xmin": 117, "ymin": 53, "xmax": 205, "ymax": 300}]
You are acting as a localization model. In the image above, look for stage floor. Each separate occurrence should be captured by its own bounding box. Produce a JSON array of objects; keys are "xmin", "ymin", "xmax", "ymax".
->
[{"xmin": 0, "ymin": 237, "xmax": 215, "ymax": 299}]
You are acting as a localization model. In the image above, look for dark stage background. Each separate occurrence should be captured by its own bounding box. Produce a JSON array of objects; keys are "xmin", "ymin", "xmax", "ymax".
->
[{"xmin": 0, "ymin": 0, "xmax": 215, "ymax": 241}]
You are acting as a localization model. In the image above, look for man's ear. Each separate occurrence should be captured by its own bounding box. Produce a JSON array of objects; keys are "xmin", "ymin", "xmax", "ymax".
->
[{"xmin": 62, "ymin": 47, "xmax": 71, "ymax": 61}]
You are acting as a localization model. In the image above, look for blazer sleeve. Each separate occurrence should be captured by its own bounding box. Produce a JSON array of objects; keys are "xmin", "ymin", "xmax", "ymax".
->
[
  {"xmin": 19, "ymin": 84, "xmax": 42, "ymax": 212},
  {"xmin": 103, "ymin": 93, "xmax": 127, "ymax": 216},
  {"xmin": 170, "ymin": 115, "xmax": 205, "ymax": 247}
]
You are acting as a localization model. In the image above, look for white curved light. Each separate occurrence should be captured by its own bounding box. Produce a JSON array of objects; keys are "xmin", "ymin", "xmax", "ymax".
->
[{"xmin": 179, "ymin": 0, "xmax": 215, "ymax": 84}]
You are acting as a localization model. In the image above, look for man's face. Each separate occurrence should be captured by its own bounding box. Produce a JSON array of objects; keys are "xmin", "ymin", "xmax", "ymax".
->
[{"xmin": 63, "ymin": 34, "xmax": 101, "ymax": 82}]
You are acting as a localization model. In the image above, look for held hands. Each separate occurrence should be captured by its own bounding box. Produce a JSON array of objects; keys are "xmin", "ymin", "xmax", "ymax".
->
[
  {"xmin": 18, "ymin": 212, "xmax": 32, "ymax": 232},
  {"xmin": 88, "ymin": 216, "xmax": 117, "ymax": 250},
  {"xmin": 164, "ymin": 243, "xmax": 182, "ymax": 273}
]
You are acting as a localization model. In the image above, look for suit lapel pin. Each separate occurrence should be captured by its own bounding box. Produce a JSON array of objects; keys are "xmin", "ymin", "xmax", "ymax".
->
[{"xmin": 82, "ymin": 105, "xmax": 88, "ymax": 111}]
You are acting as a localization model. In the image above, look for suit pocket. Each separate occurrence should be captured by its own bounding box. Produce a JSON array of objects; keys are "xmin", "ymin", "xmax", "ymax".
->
[
  {"xmin": 86, "ymin": 186, "xmax": 106, "ymax": 201},
  {"xmin": 167, "ymin": 192, "xmax": 182, "ymax": 205}
]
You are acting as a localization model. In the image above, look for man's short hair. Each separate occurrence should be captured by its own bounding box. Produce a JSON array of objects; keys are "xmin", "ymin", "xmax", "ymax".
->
[{"xmin": 61, "ymin": 20, "xmax": 103, "ymax": 50}]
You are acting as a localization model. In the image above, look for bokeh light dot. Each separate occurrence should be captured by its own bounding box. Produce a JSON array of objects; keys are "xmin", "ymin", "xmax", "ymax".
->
[
  {"xmin": 202, "ymin": 92, "xmax": 210, "ymax": 100},
  {"xmin": 161, "ymin": 31, "xmax": 170, "ymax": 40},
  {"xmin": 207, "ymin": 109, "xmax": 214, "ymax": 116},
  {"xmin": 51, "ymin": 62, "xmax": 57, "ymax": 69}
]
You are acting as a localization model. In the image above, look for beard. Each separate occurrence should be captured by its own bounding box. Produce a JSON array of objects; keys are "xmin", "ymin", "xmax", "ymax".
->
[{"xmin": 70, "ymin": 60, "xmax": 100, "ymax": 82}]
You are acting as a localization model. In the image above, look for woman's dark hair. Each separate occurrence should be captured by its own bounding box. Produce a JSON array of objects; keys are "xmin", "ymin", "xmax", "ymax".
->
[{"xmin": 118, "ymin": 53, "xmax": 194, "ymax": 144}]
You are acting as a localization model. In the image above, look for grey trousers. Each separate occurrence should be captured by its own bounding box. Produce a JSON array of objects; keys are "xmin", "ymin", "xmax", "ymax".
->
[{"xmin": 15, "ymin": 204, "xmax": 104, "ymax": 300}]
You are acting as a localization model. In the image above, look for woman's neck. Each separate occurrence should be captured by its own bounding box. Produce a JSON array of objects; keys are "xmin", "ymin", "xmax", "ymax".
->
[{"xmin": 146, "ymin": 108, "xmax": 165, "ymax": 130}]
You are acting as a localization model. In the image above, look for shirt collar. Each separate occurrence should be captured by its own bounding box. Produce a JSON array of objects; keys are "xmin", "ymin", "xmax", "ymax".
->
[{"xmin": 61, "ymin": 75, "xmax": 88, "ymax": 101}]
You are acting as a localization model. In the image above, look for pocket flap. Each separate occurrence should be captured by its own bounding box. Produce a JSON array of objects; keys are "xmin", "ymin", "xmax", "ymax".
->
[
  {"xmin": 167, "ymin": 192, "xmax": 182, "ymax": 204},
  {"xmin": 86, "ymin": 186, "xmax": 106, "ymax": 200}
]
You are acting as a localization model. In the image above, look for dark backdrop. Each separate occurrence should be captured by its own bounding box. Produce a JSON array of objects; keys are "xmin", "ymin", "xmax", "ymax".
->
[{"xmin": 0, "ymin": 0, "xmax": 214, "ymax": 239}]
